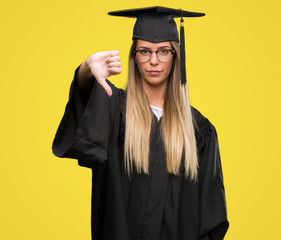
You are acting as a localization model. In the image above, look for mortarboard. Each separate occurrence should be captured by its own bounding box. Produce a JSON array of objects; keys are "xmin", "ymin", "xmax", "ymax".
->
[{"xmin": 108, "ymin": 6, "xmax": 205, "ymax": 85}]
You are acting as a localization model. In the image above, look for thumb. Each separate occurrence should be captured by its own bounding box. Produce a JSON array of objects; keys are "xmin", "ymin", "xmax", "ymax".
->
[{"xmin": 98, "ymin": 79, "xmax": 113, "ymax": 97}]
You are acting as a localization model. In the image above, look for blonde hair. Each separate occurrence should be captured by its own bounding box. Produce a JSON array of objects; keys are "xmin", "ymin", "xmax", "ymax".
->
[{"xmin": 124, "ymin": 40, "xmax": 198, "ymax": 181}]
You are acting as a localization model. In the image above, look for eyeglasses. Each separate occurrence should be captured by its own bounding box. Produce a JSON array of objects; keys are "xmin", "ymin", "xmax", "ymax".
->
[{"xmin": 134, "ymin": 49, "xmax": 175, "ymax": 63}]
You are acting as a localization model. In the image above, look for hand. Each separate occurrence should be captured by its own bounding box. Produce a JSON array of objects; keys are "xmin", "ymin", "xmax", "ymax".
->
[{"xmin": 78, "ymin": 50, "xmax": 122, "ymax": 97}]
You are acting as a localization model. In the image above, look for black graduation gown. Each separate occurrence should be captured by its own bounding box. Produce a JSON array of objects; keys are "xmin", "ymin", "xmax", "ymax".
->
[{"xmin": 52, "ymin": 68, "xmax": 229, "ymax": 240}]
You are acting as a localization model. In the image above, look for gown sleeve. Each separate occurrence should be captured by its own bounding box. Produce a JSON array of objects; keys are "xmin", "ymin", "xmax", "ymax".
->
[
  {"xmin": 198, "ymin": 123, "xmax": 229, "ymax": 240},
  {"xmin": 52, "ymin": 67, "xmax": 120, "ymax": 168}
]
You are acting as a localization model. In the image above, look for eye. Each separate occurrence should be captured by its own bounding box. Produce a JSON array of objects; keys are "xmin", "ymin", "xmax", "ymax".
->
[
  {"xmin": 139, "ymin": 50, "xmax": 151, "ymax": 56},
  {"xmin": 159, "ymin": 49, "xmax": 170, "ymax": 55}
]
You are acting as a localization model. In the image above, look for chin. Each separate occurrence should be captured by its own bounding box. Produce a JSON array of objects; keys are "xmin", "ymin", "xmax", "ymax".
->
[{"xmin": 143, "ymin": 76, "xmax": 168, "ymax": 87}]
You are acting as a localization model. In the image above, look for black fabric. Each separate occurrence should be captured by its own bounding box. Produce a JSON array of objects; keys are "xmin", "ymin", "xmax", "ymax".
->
[
  {"xmin": 108, "ymin": 6, "xmax": 205, "ymax": 43},
  {"xmin": 132, "ymin": 13, "xmax": 179, "ymax": 43},
  {"xmin": 108, "ymin": 6, "xmax": 205, "ymax": 18},
  {"xmin": 180, "ymin": 19, "xmax": 186, "ymax": 85},
  {"xmin": 52, "ymin": 68, "xmax": 229, "ymax": 240}
]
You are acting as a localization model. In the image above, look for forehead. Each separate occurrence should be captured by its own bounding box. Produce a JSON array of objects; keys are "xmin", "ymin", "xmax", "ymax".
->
[{"xmin": 136, "ymin": 39, "xmax": 171, "ymax": 49}]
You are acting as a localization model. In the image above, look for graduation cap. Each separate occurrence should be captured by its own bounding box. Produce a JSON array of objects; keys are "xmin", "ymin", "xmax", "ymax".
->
[{"xmin": 108, "ymin": 6, "xmax": 205, "ymax": 85}]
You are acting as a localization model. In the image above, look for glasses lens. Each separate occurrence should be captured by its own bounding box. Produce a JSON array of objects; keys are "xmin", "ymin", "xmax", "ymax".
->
[
  {"xmin": 135, "ymin": 50, "xmax": 174, "ymax": 62},
  {"xmin": 157, "ymin": 50, "xmax": 173, "ymax": 62},
  {"xmin": 136, "ymin": 51, "xmax": 150, "ymax": 63}
]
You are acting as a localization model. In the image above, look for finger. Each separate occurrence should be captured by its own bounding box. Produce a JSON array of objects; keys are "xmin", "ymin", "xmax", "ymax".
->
[
  {"xmin": 108, "ymin": 67, "xmax": 122, "ymax": 76},
  {"xmin": 108, "ymin": 50, "xmax": 120, "ymax": 57},
  {"xmin": 87, "ymin": 51, "xmax": 110, "ymax": 64},
  {"xmin": 98, "ymin": 79, "xmax": 113, "ymax": 97},
  {"xmin": 109, "ymin": 67, "xmax": 122, "ymax": 73},
  {"xmin": 108, "ymin": 62, "xmax": 121, "ymax": 68},
  {"xmin": 106, "ymin": 56, "xmax": 121, "ymax": 63}
]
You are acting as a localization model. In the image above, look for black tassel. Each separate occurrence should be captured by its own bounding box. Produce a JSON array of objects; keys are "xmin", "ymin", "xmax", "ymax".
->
[{"xmin": 180, "ymin": 16, "xmax": 187, "ymax": 85}]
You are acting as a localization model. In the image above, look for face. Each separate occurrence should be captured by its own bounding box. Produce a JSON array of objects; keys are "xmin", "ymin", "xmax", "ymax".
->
[{"xmin": 135, "ymin": 39, "xmax": 174, "ymax": 88}]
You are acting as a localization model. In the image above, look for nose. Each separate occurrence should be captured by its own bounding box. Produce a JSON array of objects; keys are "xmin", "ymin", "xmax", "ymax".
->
[{"xmin": 150, "ymin": 52, "xmax": 159, "ymax": 65}]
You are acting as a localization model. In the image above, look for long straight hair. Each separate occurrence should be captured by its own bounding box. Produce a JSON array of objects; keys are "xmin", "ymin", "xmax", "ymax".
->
[{"xmin": 124, "ymin": 40, "xmax": 198, "ymax": 180}]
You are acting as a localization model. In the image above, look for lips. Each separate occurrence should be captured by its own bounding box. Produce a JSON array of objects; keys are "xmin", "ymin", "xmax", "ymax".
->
[{"xmin": 148, "ymin": 70, "xmax": 161, "ymax": 76}]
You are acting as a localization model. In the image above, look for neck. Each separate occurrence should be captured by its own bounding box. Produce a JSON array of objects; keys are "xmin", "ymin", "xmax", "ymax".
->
[{"xmin": 142, "ymin": 80, "xmax": 167, "ymax": 108}]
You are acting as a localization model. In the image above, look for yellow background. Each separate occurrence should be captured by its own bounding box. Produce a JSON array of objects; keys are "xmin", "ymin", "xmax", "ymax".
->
[{"xmin": 1, "ymin": 0, "xmax": 280, "ymax": 239}]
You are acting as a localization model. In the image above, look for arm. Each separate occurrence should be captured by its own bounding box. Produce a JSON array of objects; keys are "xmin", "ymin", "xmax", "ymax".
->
[
  {"xmin": 52, "ymin": 51, "xmax": 122, "ymax": 168},
  {"xmin": 198, "ymin": 125, "xmax": 229, "ymax": 240}
]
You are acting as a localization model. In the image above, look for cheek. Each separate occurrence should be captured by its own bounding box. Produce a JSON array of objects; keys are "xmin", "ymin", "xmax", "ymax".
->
[
  {"xmin": 165, "ymin": 61, "xmax": 173, "ymax": 75},
  {"xmin": 136, "ymin": 62, "xmax": 146, "ymax": 75}
]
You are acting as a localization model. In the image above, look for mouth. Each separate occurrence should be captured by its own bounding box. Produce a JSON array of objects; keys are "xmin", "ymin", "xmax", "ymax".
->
[{"xmin": 147, "ymin": 70, "xmax": 161, "ymax": 76}]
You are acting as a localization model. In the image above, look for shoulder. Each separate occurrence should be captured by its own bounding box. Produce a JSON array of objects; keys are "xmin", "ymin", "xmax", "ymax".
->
[
  {"xmin": 190, "ymin": 105, "xmax": 217, "ymax": 138},
  {"xmin": 191, "ymin": 107, "xmax": 222, "ymax": 174}
]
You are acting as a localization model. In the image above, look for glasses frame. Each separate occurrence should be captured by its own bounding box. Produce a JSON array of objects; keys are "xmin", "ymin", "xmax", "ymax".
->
[{"xmin": 134, "ymin": 49, "xmax": 175, "ymax": 63}]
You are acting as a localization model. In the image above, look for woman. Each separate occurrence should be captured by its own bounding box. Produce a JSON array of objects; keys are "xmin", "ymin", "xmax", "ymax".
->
[{"xmin": 53, "ymin": 6, "xmax": 229, "ymax": 240}]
